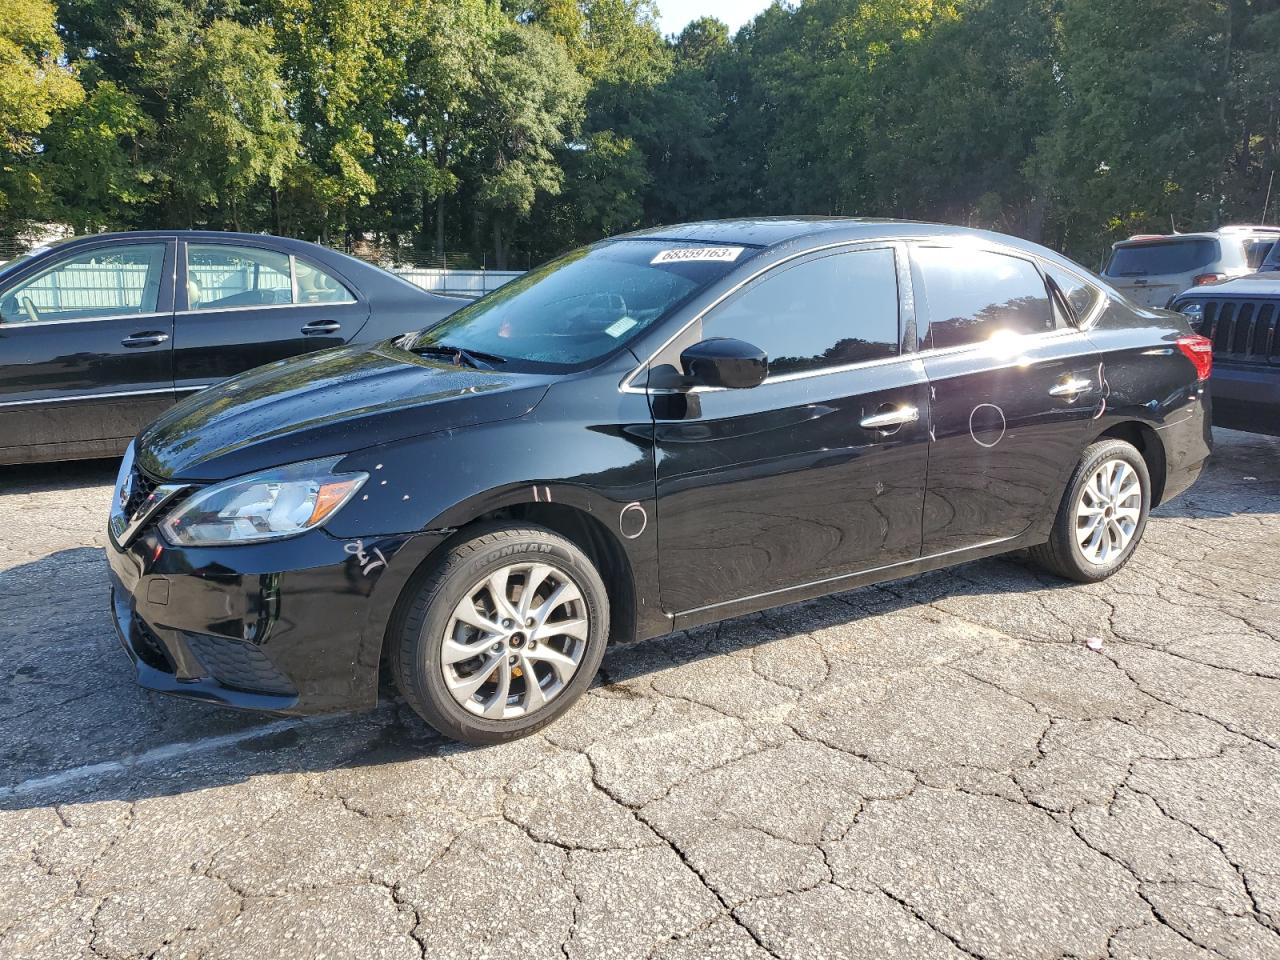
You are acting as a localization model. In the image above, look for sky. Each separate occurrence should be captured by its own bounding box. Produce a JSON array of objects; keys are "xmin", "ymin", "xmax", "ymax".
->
[{"xmin": 657, "ymin": 0, "xmax": 774, "ymax": 37}]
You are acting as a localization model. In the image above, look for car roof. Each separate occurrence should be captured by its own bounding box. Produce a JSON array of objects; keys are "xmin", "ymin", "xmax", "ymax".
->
[
  {"xmin": 612, "ymin": 217, "xmax": 1069, "ymax": 260},
  {"xmin": 39, "ymin": 230, "xmax": 340, "ymax": 253},
  {"xmin": 1113, "ymin": 226, "xmax": 1280, "ymax": 248}
]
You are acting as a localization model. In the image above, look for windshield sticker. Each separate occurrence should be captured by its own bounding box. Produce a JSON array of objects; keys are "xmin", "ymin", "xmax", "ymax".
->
[
  {"xmin": 651, "ymin": 246, "xmax": 745, "ymax": 265},
  {"xmin": 605, "ymin": 317, "xmax": 639, "ymax": 338}
]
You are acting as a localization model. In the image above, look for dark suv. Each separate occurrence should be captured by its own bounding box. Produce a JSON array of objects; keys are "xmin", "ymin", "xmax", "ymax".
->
[
  {"xmin": 106, "ymin": 219, "xmax": 1213, "ymax": 744},
  {"xmin": 1171, "ymin": 274, "xmax": 1280, "ymax": 436}
]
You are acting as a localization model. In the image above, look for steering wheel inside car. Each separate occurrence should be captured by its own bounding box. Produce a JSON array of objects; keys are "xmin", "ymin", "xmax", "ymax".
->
[{"xmin": 21, "ymin": 296, "xmax": 41, "ymax": 323}]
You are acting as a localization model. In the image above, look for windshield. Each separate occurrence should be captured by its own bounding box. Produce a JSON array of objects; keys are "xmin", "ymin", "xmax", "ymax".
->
[
  {"xmin": 1104, "ymin": 238, "xmax": 1217, "ymax": 277},
  {"xmin": 411, "ymin": 239, "xmax": 756, "ymax": 371}
]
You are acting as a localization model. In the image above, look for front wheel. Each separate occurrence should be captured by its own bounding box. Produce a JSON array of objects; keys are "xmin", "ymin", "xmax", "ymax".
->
[
  {"xmin": 1028, "ymin": 439, "xmax": 1152, "ymax": 583},
  {"xmin": 389, "ymin": 524, "xmax": 610, "ymax": 745}
]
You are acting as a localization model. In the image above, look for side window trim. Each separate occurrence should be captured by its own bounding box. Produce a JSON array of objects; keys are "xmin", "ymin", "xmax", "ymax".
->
[{"xmin": 0, "ymin": 239, "xmax": 175, "ymax": 326}]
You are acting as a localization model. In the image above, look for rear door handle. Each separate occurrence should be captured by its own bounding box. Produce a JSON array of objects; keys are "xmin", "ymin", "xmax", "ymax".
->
[
  {"xmin": 301, "ymin": 320, "xmax": 342, "ymax": 335},
  {"xmin": 860, "ymin": 406, "xmax": 920, "ymax": 430},
  {"xmin": 121, "ymin": 332, "xmax": 169, "ymax": 348},
  {"xmin": 1049, "ymin": 378, "xmax": 1093, "ymax": 398}
]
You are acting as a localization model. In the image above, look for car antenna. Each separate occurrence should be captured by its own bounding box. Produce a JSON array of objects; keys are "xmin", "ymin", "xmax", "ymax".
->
[{"xmin": 1262, "ymin": 170, "xmax": 1275, "ymax": 225}]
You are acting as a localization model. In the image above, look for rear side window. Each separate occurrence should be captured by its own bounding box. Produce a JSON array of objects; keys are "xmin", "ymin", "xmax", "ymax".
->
[
  {"xmin": 914, "ymin": 247, "xmax": 1056, "ymax": 350},
  {"xmin": 1104, "ymin": 239, "xmax": 1216, "ymax": 277},
  {"xmin": 703, "ymin": 247, "xmax": 900, "ymax": 376},
  {"xmin": 188, "ymin": 245, "xmax": 293, "ymax": 310}
]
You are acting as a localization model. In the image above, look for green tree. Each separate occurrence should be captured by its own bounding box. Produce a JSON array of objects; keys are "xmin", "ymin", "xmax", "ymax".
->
[
  {"xmin": 167, "ymin": 20, "xmax": 300, "ymax": 230},
  {"xmin": 269, "ymin": 0, "xmax": 402, "ymax": 238},
  {"xmin": 470, "ymin": 23, "xmax": 586, "ymax": 266},
  {"xmin": 42, "ymin": 79, "xmax": 155, "ymax": 232},
  {"xmin": 398, "ymin": 0, "xmax": 504, "ymax": 258},
  {"xmin": 1037, "ymin": 0, "xmax": 1233, "ymax": 260},
  {"xmin": 0, "ymin": 0, "xmax": 83, "ymax": 233}
]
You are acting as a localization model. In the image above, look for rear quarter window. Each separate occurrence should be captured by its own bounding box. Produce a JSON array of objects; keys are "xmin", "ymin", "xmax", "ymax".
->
[
  {"xmin": 1104, "ymin": 239, "xmax": 1217, "ymax": 277},
  {"xmin": 1044, "ymin": 266, "xmax": 1104, "ymax": 324}
]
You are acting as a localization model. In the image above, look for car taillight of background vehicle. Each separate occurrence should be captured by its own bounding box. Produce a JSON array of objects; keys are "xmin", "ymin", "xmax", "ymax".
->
[
  {"xmin": 1192, "ymin": 273, "xmax": 1228, "ymax": 286},
  {"xmin": 1176, "ymin": 335, "xmax": 1213, "ymax": 380}
]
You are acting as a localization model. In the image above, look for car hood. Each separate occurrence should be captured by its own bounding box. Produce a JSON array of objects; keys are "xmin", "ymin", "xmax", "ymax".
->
[
  {"xmin": 136, "ymin": 341, "xmax": 553, "ymax": 481},
  {"xmin": 1179, "ymin": 273, "xmax": 1280, "ymax": 299}
]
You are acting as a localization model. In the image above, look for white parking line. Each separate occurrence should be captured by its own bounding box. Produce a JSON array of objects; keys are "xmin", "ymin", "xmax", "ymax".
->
[{"xmin": 0, "ymin": 717, "xmax": 307, "ymax": 799}]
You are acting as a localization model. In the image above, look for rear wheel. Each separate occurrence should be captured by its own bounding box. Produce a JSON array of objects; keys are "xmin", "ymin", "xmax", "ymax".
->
[
  {"xmin": 390, "ymin": 525, "xmax": 609, "ymax": 745},
  {"xmin": 1028, "ymin": 439, "xmax": 1151, "ymax": 583}
]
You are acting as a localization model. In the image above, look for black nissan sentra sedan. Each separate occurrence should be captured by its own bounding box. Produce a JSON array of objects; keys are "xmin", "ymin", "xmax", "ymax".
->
[
  {"xmin": 0, "ymin": 231, "xmax": 458, "ymax": 465},
  {"xmin": 106, "ymin": 219, "xmax": 1213, "ymax": 744}
]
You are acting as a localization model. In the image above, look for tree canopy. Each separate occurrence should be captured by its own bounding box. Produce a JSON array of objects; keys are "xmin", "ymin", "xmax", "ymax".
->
[{"xmin": 1, "ymin": 0, "xmax": 1276, "ymax": 268}]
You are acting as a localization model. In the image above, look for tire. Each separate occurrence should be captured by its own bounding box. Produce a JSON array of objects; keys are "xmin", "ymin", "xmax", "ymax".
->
[
  {"xmin": 1028, "ymin": 439, "xmax": 1152, "ymax": 583},
  {"xmin": 389, "ymin": 524, "xmax": 609, "ymax": 745}
]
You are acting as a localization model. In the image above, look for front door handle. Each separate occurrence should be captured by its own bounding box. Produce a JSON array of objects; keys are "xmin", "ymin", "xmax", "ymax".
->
[
  {"xmin": 860, "ymin": 406, "xmax": 920, "ymax": 430},
  {"xmin": 301, "ymin": 320, "xmax": 342, "ymax": 335},
  {"xmin": 1049, "ymin": 378, "xmax": 1093, "ymax": 398},
  {"xmin": 121, "ymin": 332, "xmax": 170, "ymax": 348}
]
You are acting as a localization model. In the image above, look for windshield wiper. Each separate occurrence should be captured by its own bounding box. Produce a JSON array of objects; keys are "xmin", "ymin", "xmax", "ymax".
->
[{"xmin": 412, "ymin": 343, "xmax": 506, "ymax": 370}]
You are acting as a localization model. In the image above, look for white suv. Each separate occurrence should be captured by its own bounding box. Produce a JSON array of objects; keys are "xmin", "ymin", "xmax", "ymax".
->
[{"xmin": 1102, "ymin": 225, "xmax": 1280, "ymax": 309}]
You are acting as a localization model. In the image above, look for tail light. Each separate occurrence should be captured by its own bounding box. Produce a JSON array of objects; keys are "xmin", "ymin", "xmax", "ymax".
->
[
  {"xmin": 1192, "ymin": 272, "xmax": 1227, "ymax": 286},
  {"xmin": 1176, "ymin": 334, "xmax": 1213, "ymax": 380}
]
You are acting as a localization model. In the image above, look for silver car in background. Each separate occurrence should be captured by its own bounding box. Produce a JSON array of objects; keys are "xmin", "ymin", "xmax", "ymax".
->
[{"xmin": 1102, "ymin": 225, "xmax": 1280, "ymax": 308}]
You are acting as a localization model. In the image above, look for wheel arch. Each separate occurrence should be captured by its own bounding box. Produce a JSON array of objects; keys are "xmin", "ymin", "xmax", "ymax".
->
[
  {"xmin": 1092, "ymin": 420, "xmax": 1168, "ymax": 505},
  {"xmin": 378, "ymin": 495, "xmax": 641, "ymax": 680}
]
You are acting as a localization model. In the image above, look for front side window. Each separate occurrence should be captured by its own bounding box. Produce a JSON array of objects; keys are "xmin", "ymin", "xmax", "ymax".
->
[
  {"xmin": 0, "ymin": 243, "xmax": 165, "ymax": 324},
  {"xmin": 187, "ymin": 245, "xmax": 293, "ymax": 310},
  {"xmin": 703, "ymin": 247, "xmax": 900, "ymax": 377},
  {"xmin": 915, "ymin": 247, "xmax": 1056, "ymax": 350},
  {"xmin": 412, "ymin": 240, "xmax": 755, "ymax": 372}
]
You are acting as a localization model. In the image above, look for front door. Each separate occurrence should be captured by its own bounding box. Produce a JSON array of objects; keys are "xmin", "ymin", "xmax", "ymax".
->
[
  {"xmin": 172, "ymin": 240, "xmax": 370, "ymax": 393},
  {"xmin": 910, "ymin": 243, "xmax": 1103, "ymax": 554},
  {"xmin": 651, "ymin": 244, "xmax": 931, "ymax": 622},
  {"xmin": 0, "ymin": 240, "xmax": 176, "ymax": 463}
]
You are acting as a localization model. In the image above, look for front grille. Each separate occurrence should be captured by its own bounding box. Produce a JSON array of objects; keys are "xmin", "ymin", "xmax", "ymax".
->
[
  {"xmin": 1200, "ymin": 299, "xmax": 1280, "ymax": 363},
  {"xmin": 184, "ymin": 633, "xmax": 297, "ymax": 696},
  {"xmin": 124, "ymin": 465, "xmax": 160, "ymax": 518}
]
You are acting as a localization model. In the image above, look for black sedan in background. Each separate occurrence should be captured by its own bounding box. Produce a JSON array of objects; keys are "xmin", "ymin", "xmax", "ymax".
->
[
  {"xmin": 106, "ymin": 218, "xmax": 1213, "ymax": 745},
  {"xmin": 0, "ymin": 231, "xmax": 459, "ymax": 464}
]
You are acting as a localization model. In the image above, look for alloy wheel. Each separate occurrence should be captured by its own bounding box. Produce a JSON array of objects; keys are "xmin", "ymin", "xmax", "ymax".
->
[
  {"xmin": 440, "ymin": 562, "xmax": 589, "ymax": 720},
  {"xmin": 1075, "ymin": 458, "xmax": 1143, "ymax": 565}
]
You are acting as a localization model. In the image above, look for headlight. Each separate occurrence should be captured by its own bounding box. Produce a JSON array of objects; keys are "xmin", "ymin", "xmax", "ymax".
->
[
  {"xmin": 1177, "ymin": 301, "xmax": 1204, "ymax": 323},
  {"xmin": 160, "ymin": 457, "xmax": 368, "ymax": 546}
]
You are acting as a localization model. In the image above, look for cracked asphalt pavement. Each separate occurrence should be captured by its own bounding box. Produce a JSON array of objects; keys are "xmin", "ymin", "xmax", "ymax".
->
[{"xmin": 2, "ymin": 428, "xmax": 1279, "ymax": 960}]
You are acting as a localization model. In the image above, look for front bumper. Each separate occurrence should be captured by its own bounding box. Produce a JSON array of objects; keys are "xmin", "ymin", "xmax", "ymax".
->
[{"xmin": 107, "ymin": 523, "xmax": 446, "ymax": 715}]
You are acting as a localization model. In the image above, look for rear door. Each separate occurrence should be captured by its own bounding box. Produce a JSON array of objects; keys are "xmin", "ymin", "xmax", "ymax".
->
[
  {"xmin": 172, "ymin": 239, "xmax": 370, "ymax": 393},
  {"xmin": 912, "ymin": 244, "xmax": 1102, "ymax": 554},
  {"xmin": 652, "ymin": 243, "xmax": 931, "ymax": 621},
  {"xmin": 0, "ymin": 240, "xmax": 176, "ymax": 462}
]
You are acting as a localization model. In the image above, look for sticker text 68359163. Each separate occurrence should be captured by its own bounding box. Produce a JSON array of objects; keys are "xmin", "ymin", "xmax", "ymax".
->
[{"xmin": 650, "ymin": 246, "xmax": 745, "ymax": 266}]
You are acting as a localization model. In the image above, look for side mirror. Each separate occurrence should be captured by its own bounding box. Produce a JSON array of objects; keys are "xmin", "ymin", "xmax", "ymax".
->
[{"xmin": 679, "ymin": 338, "xmax": 768, "ymax": 389}]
